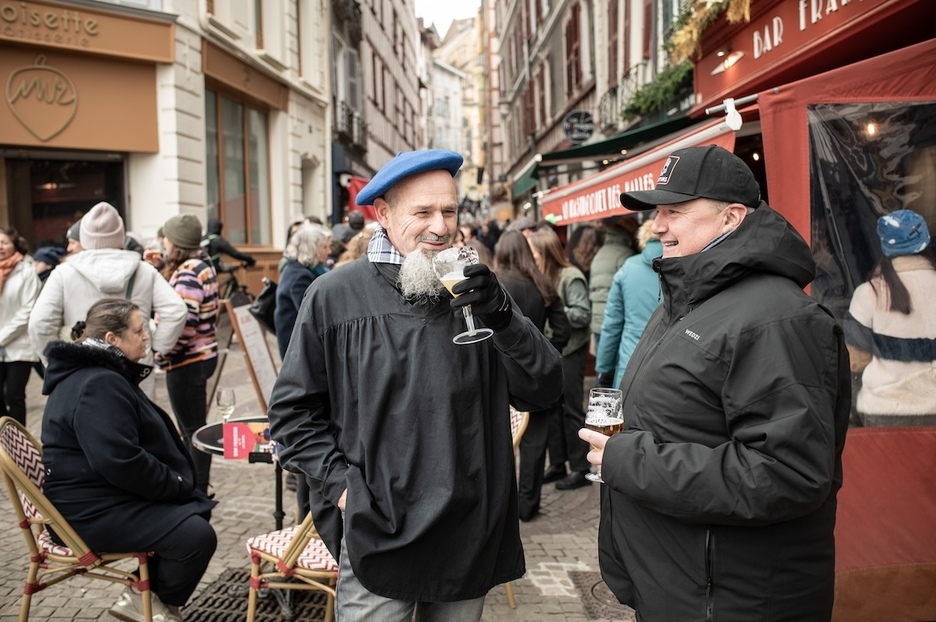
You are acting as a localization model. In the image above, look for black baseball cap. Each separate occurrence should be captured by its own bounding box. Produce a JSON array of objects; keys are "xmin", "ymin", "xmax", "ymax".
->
[{"xmin": 620, "ymin": 145, "xmax": 761, "ymax": 211}]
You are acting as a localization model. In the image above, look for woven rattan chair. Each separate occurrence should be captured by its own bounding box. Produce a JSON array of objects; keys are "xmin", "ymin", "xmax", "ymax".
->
[
  {"xmin": 0, "ymin": 416, "xmax": 154, "ymax": 622},
  {"xmin": 245, "ymin": 511, "xmax": 339, "ymax": 622},
  {"xmin": 506, "ymin": 406, "xmax": 530, "ymax": 609}
]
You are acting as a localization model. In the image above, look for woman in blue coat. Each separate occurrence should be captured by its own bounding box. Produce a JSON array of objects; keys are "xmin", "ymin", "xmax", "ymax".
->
[
  {"xmin": 595, "ymin": 219, "xmax": 663, "ymax": 389},
  {"xmin": 41, "ymin": 298, "xmax": 216, "ymax": 622},
  {"xmin": 274, "ymin": 223, "xmax": 332, "ymax": 359}
]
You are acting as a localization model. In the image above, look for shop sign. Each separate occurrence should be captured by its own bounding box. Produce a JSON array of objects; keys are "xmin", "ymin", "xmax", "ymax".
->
[
  {"xmin": 562, "ymin": 110, "xmax": 595, "ymax": 144},
  {"xmin": 5, "ymin": 54, "xmax": 76, "ymax": 141},
  {"xmin": 0, "ymin": 0, "xmax": 173, "ymax": 63},
  {"xmin": 694, "ymin": 0, "xmax": 892, "ymax": 113}
]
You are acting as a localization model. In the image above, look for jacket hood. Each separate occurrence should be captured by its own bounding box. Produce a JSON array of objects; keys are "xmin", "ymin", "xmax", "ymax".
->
[
  {"xmin": 42, "ymin": 341, "xmax": 153, "ymax": 395},
  {"xmin": 206, "ymin": 218, "xmax": 223, "ymax": 235},
  {"xmin": 66, "ymin": 249, "xmax": 141, "ymax": 294},
  {"xmin": 638, "ymin": 239, "xmax": 663, "ymax": 266},
  {"xmin": 654, "ymin": 203, "xmax": 815, "ymax": 311}
]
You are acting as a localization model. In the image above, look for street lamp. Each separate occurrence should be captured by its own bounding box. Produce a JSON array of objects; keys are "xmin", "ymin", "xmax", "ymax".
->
[{"xmin": 498, "ymin": 100, "xmax": 510, "ymax": 119}]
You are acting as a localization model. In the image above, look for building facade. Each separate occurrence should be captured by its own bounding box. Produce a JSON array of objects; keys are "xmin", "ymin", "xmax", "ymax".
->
[{"xmin": 1, "ymin": 0, "xmax": 334, "ymax": 286}]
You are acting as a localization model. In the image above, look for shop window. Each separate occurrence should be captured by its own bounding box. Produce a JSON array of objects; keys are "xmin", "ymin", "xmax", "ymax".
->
[
  {"xmin": 809, "ymin": 101, "xmax": 936, "ymax": 321},
  {"xmin": 205, "ymin": 89, "xmax": 272, "ymax": 246}
]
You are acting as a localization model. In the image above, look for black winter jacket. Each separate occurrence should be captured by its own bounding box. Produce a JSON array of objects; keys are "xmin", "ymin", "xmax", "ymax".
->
[
  {"xmin": 41, "ymin": 342, "xmax": 215, "ymax": 551},
  {"xmin": 599, "ymin": 205, "xmax": 851, "ymax": 621},
  {"xmin": 268, "ymin": 258, "xmax": 564, "ymax": 602}
]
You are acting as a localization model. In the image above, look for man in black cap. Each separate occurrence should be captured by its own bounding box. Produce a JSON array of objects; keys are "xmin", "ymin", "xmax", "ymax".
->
[
  {"xmin": 332, "ymin": 209, "xmax": 366, "ymax": 244},
  {"xmin": 580, "ymin": 145, "xmax": 851, "ymax": 620},
  {"xmin": 268, "ymin": 149, "xmax": 562, "ymax": 620}
]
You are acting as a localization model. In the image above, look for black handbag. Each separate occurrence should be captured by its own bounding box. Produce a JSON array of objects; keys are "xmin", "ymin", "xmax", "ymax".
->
[{"xmin": 248, "ymin": 277, "xmax": 278, "ymax": 335}]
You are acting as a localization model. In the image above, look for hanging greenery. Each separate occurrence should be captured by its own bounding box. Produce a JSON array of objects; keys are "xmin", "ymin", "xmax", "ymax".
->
[
  {"xmin": 620, "ymin": 0, "xmax": 752, "ymax": 121},
  {"xmin": 669, "ymin": 0, "xmax": 752, "ymax": 63},
  {"xmin": 622, "ymin": 60, "xmax": 693, "ymax": 121}
]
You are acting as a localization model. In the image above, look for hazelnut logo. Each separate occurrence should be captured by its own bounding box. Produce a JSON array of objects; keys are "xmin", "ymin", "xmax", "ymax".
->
[{"xmin": 6, "ymin": 55, "xmax": 77, "ymax": 142}]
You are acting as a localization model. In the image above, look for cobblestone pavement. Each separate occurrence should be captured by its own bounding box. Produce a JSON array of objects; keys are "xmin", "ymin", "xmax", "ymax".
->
[{"xmin": 0, "ymin": 333, "xmax": 634, "ymax": 622}]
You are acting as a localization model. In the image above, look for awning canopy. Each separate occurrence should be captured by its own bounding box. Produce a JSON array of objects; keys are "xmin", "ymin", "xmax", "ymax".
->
[
  {"xmin": 348, "ymin": 175, "xmax": 377, "ymax": 221},
  {"xmin": 539, "ymin": 116, "xmax": 696, "ymax": 167},
  {"xmin": 539, "ymin": 119, "xmax": 736, "ymax": 225},
  {"xmin": 512, "ymin": 162, "xmax": 539, "ymax": 197}
]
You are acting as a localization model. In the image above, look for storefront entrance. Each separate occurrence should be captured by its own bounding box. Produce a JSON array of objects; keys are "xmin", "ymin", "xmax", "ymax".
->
[{"xmin": 3, "ymin": 155, "xmax": 125, "ymax": 249}]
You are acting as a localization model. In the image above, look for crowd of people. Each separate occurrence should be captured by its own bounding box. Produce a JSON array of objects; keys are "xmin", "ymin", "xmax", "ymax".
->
[{"xmin": 1, "ymin": 144, "xmax": 932, "ymax": 622}]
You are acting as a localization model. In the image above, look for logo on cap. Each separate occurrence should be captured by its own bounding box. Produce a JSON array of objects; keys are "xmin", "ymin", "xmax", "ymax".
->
[{"xmin": 657, "ymin": 155, "xmax": 679, "ymax": 186}]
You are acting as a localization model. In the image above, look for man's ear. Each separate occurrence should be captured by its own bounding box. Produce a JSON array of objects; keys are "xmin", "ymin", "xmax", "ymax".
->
[
  {"xmin": 724, "ymin": 203, "xmax": 748, "ymax": 230},
  {"xmin": 374, "ymin": 198, "xmax": 391, "ymax": 229}
]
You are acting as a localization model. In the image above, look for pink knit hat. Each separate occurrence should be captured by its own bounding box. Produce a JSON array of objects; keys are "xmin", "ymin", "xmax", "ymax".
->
[{"xmin": 79, "ymin": 202, "xmax": 126, "ymax": 250}]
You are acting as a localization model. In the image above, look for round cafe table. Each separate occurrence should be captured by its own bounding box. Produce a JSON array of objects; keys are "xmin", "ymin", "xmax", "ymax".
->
[{"xmin": 192, "ymin": 416, "xmax": 286, "ymax": 530}]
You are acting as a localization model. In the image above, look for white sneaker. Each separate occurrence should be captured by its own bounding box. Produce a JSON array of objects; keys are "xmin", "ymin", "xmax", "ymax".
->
[{"xmin": 108, "ymin": 587, "xmax": 183, "ymax": 622}]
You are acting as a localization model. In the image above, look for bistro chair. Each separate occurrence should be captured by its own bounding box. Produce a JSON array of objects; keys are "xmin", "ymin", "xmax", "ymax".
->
[
  {"xmin": 0, "ymin": 416, "xmax": 153, "ymax": 622},
  {"xmin": 505, "ymin": 406, "xmax": 530, "ymax": 609},
  {"xmin": 245, "ymin": 511, "xmax": 339, "ymax": 622}
]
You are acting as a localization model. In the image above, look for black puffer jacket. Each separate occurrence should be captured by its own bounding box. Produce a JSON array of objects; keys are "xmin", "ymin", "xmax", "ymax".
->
[
  {"xmin": 41, "ymin": 342, "xmax": 215, "ymax": 551},
  {"xmin": 599, "ymin": 205, "xmax": 851, "ymax": 621}
]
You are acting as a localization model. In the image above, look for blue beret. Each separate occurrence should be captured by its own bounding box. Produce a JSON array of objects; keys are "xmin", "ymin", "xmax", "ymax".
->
[{"xmin": 356, "ymin": 150, "xmax": 463, "ymax": 206}]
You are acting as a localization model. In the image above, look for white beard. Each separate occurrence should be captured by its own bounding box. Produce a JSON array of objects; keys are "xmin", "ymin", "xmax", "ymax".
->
[{"xmin": 398, "ymin": 250, "xmax": 444, "ymax": 300}]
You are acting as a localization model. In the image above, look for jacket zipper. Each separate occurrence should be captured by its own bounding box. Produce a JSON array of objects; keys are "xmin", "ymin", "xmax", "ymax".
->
[{"xmin": 705, "ymin": 529, "xmax": 715, "ymax": 622}]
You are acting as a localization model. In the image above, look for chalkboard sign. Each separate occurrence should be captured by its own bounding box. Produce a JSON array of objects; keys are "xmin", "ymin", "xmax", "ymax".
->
[{"xmin": 224, "ymin": 299, "xmax": 278, "ymax": 412}]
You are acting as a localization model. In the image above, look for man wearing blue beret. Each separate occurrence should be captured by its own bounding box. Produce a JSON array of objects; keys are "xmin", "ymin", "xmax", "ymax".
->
[{"xmin": 269, "ymin": 149, "xmax": 563, "ymax": 620}]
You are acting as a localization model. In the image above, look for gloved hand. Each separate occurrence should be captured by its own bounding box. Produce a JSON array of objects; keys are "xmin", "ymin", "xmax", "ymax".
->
[
  {"xmin": 245, "ymin": 257, "xmax": 257, "ymax": 268},
  {"xmin": 451, "ymin": 263, "xmax": 512, "ymax": 332},
  {"xmin": 594, "ymin": 372, "xmax": 614, "ymax": 389}
]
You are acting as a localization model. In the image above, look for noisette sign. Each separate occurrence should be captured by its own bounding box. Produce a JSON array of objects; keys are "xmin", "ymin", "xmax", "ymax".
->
[{"xmin": 562, "ymin": 110, "xmax": 595, "ymax": 143}]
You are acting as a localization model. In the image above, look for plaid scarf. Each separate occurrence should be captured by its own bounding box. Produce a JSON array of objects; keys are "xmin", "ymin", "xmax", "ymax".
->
[{"xmin": 366, "ymin": 226, "xmax": 405, "ymax": 265}]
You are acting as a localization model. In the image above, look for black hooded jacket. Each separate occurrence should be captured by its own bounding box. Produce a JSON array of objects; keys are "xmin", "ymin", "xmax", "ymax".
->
[
  {"xmin": 201, "ymin": 218, "xmax": 255, "ymax": 269},
  {"xmin": 598, "ymin": 205, "xmax": 851, "ymax": 621},
  {"xmin": 40, "ymin": 342, "xmax": 215, "ymax": 551}
]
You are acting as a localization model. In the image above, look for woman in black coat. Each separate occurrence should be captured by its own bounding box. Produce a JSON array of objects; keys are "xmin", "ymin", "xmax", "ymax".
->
[
  {"xmin": 41, "ymin": 298, "xmax": 216, "ymax": 622},
  {"xmin": 494, "ymin": 231, "xmax": 570, "ymax": 521}
]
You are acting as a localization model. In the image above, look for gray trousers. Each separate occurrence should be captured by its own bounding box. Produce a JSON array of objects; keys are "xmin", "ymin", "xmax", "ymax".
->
[{"xmin": 335, "ymin": 532, "xmax": 486, "ymax": 622}]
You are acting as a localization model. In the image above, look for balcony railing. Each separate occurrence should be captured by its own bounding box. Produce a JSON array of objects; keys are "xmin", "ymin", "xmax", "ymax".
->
[{"xmin": 335, "ymin": 101, "xmax": 367, "ymax": 153}]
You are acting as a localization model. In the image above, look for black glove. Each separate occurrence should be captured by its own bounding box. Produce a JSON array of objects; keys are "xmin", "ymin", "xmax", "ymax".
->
[
  {"xmin": 450, "ymin": 263, "xmax": 512, "ymax": 332},
  {"xmin": 245, "ymin": 256, "xmax": 257, "ymax": 268},
  {"xmin": 594, "ymin": 372, "xmax": 614, "ymax": 389}
]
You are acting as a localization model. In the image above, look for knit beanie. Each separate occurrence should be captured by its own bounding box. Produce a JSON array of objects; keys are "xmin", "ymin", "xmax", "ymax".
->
[
  {"xmin": 66, "ymin": 219, "xmax": 82, "ymax": 241},
  {"xmin": 79, "ymin": 202, "xmax": 126, "ymax": 250},
  {"xmin": 162, "ymin": 214, "xmax": 204, "ymax": 250},
  {"xmin": 34, "ymin": 246, "xmax": 66, "ymax": 266},
  {"xmin": 877, "ymin": 209, "xmax": 930, "ymax": 257}
]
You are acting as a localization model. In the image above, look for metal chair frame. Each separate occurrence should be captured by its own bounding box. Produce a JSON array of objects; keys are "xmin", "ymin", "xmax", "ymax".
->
[
  {"xmin": 0, "ymin": 416, "xmax": 153, "ymax": 622},
  {"xmin": 246, "ymin": 511, "xmax": 338, "ymax": 622},
  {"xmin": 506, "ymin": 406, "xmax": 531, "ymax": 609}
]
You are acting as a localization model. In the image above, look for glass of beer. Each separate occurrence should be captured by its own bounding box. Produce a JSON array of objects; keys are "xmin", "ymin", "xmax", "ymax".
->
[
  {"xmin": 584, "ymin": 387, "xmax": 624, "ymax": 483},
  {"xmin": 432, "ymin": 246, "xmax": 494, "ymax": 345}
]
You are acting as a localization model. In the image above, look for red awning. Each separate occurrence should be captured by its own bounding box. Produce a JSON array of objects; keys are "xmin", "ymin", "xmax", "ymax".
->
[
  {"xmin": 347, "ymin": 175, "xmax": 377, "ymax": 221},
  {"xmin": 539, "ymin": 119, "xmax": 736, "ymax": 225},
  {"xmin": 758, "ymin": 37, "xmax": 936, "ymax": 243}
]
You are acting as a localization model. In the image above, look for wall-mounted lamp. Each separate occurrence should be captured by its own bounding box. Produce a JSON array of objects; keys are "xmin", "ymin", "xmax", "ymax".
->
[
  {"xmin": 711, "ymin": 50, "xmax": 745, "ymax": 75},
  {"xmin": 716, "ymin": 46, "xmax": 730, "ymax": 58},
  {"xmin": 723, "ymin": 98, "xmax": 743, "ymax": 131},
  {"xmin": 498, "ymin": 100, "xmax": 511, "ymax": 119}
]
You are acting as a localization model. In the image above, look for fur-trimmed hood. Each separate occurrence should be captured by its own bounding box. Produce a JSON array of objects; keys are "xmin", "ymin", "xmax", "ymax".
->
[{"xmin": 42, "ymin": 341, "xmax": 153, "ymax": 396}]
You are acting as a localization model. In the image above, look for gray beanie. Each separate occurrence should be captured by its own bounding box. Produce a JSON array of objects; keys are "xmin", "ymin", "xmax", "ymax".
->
[
  {"xmin": 79, "ymin": 202, "xmax": 126, "ymax": 250},
  {"xmin": 162, "ymin": 214, "xmax": 203, "ymax": 250},
  {"xmin": 66, "ymin": 219, "xmax": 82, "ymax": 241}
]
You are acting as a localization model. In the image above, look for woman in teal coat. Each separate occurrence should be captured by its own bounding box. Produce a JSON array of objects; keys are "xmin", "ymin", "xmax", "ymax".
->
[{"xmin": 595, "ymin": 219, "xmax": 663, "ymax": 389}]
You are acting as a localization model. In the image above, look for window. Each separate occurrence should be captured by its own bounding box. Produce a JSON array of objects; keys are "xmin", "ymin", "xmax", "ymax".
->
[
  {"xmin": 346, "ymin": 48, "xmax": 361, "ymax": 111},
  {"xmin": 536, "ymin": 64, "xmax": 547, "ymax": 126},
  {"xmin": 205, "ymin": 89, "xmax": 271, "ymax": 245},
  {"xmin": 608, "ymin": 0, "xmax": 618, "ymax": 86},
  {"xmin": 565, "ymin": 3, "xmax": 582, "ymax": 95},
  {"xmin": 642, "ymin": 0, "xmax": 651, "ymax": 60}
]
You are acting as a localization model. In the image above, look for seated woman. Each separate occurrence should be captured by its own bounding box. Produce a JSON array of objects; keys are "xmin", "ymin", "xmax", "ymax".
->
[{"xmin": 41, "ymin": 298, "xmax": 217, "ymax": 622}]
